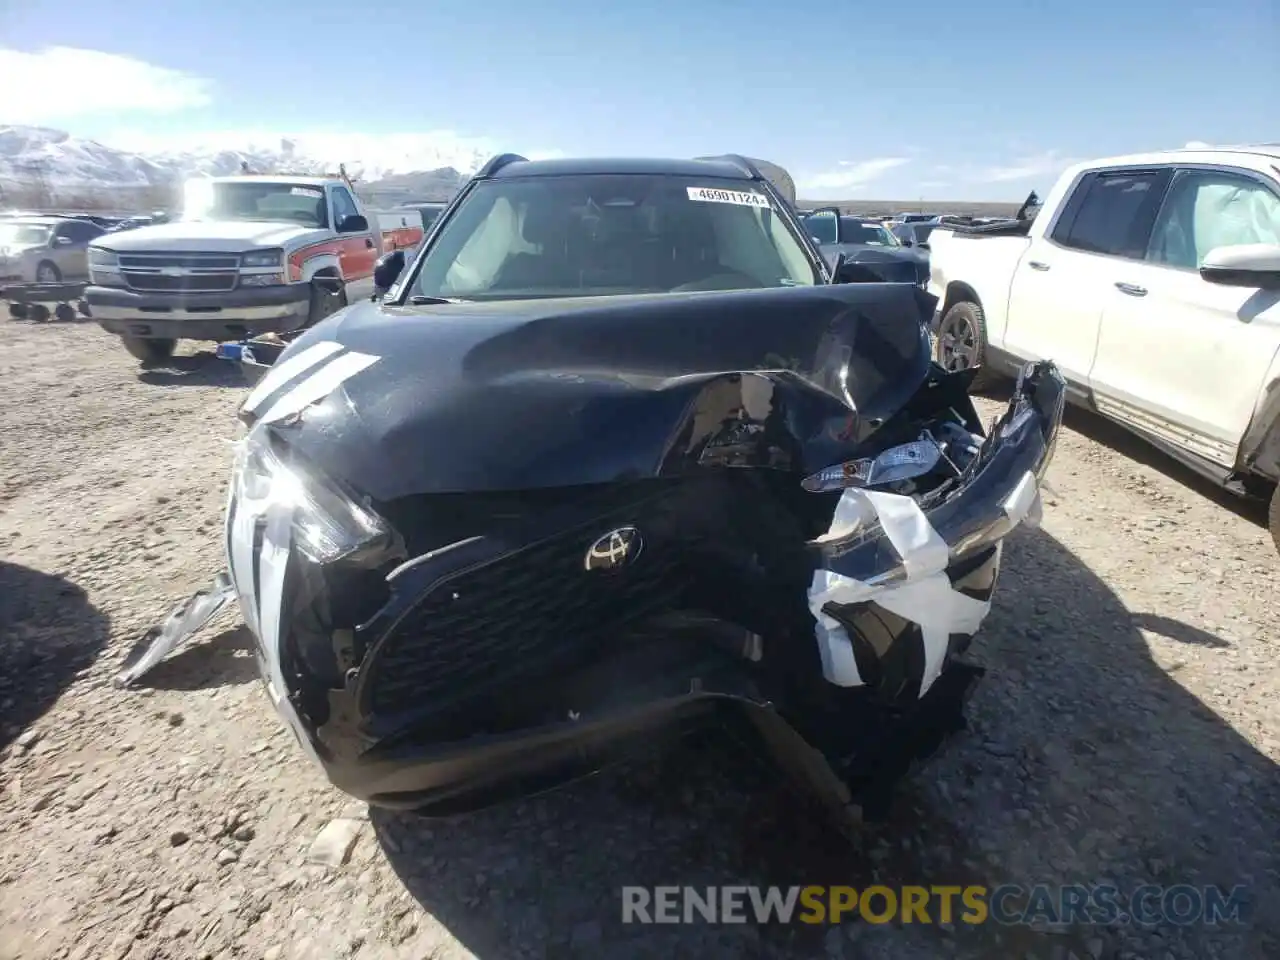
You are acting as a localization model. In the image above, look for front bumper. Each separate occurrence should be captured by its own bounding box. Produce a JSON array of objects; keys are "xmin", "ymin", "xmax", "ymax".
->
[
  {"xmin": 86, "ymin": 283, "xmax": 310, "ymax": 341},
  {"xmin": 224, "ymin": 361, "xmax": 1065, "ymax": 815}
]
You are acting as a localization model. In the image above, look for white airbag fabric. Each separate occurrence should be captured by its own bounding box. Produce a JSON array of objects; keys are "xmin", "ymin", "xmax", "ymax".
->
[{"xmin": 808, "ymin": 470, "xmax": 1040, "ymax": 698}]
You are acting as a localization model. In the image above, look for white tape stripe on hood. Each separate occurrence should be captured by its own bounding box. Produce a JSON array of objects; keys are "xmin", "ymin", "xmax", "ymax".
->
[
  {"xmin": 808, "ymin": 472, "xmax": 1038, "ymax": 698},
  {"xmin": 242, "ymin": 341, "xmax": 345, "ymax": 415},
  {"xmin": 259, "ymin": 350, "xmax": 381, "ymax": 425}
]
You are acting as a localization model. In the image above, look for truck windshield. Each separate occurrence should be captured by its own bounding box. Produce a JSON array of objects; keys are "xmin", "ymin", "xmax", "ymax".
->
[
  {"xmin": 408, "ymin": 174, "xmax": 820, "ymax": 301},
  {"xmin": 182, "ymin": 180, "xmax": 329, "ymax": 228},
  {"xmin": 0, "ymin": 223, "xmax": 51, "ymax": 247}
]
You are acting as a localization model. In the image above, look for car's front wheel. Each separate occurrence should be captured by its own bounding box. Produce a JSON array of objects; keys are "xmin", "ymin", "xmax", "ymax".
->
[{"xmin": 121, "ymin": 336, "xmax": 176, "ymax": 365}]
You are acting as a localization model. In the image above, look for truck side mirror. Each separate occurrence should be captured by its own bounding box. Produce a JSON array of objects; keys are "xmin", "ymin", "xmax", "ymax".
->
[
  {"xmin": 373, "ymin": 250, "xmax": 406, "ymax": 296},
  {"xmin": 337, "ymin": 214, "xmax": 369, "ymax": 233}
]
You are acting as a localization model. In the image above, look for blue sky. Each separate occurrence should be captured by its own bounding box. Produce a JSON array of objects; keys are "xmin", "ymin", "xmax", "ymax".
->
[{"xmin": 1, "ymin": 0, "xmax": 1276, "ymax": 200}]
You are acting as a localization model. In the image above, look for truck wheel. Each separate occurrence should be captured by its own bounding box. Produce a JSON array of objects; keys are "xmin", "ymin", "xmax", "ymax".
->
[
  {"xmin": 121, "ymin": 336, "xmax": 177, "ymax": 365},
  {"xmin": 935, "ymin": 300, "xmax": 997, "ymax": 392},
  {"xmin": 1269, "ymin": 483, "xmax": 1280, "ymax": 557},
  {"xmin": 36, "ymin": 261, "xmax": 62, "ymax": 283},
  {"xmin": 53, "ymin": 303, "xmax": 76, "ymax": 323},
  {"xmin": 306, "ymin": 281, "xmax": 348, "ymax": 328}
]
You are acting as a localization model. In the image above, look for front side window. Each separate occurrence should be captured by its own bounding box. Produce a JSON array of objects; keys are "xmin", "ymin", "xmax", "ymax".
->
[
  {"xmin": 183, "ymin": 180, "xmax": 330, "ymax": 228},
  {"xmin": 803, "ymin": 211, "xmax": 839, "ymax": 245},
  {"xmin": 1052, "ymin": 170, "xmax": 1167, "ymax": 259},
  {"xmin": 408, "ymin": 174, "xmax": 820, "ymax": 302},
  {"xmin": 331, "ymin": 188, "xmax": 360, "ymax": 229},
  {"xmin": 1147, "ymin": 170, "xmax": 1280, "ymax": 270}
]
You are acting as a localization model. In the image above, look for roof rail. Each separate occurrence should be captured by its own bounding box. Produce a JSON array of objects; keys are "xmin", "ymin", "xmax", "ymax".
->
[
  {"xmin": 476, "ymin": 153, "xmax": 528, "ymax": 178},
  {"xmin": 693, "ymin": 154, "xmax": 762, "ymax": 179}
]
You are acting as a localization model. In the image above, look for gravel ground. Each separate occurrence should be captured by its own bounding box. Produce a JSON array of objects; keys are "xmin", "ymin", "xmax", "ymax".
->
[{"xmin": 1, "ymin": 318, "xmax": 1277, "ymax": 960}]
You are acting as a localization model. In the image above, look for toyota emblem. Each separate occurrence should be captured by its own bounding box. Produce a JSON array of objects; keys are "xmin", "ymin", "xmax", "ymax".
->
[{"xmin": 584, "ymin": 527, "xmax": 643, "ymax": 571}]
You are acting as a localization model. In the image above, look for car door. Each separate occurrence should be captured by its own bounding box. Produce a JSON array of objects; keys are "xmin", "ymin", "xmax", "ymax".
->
[
  {"xmin": 1088, "ymin": 166, "xmax": 1280, "ymax": 469},
  {"xmin": 1001, "ymin": 167, "xmax": 1172, "ymax": 387},
  {"xmin": 330, "ymin": 185, "xmax": 378, "ymax": 287}
]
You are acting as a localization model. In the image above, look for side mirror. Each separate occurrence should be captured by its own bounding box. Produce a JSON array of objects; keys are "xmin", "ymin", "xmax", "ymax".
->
[
  {"xmin": 373, "ymin": 249, "xmax": 406, "ymax": 295},
  {"xmin": 1200, "ymin": 244, "xmax": 1280, "ymax": 289},
  {"xmin": 337, "ymin": 213, "xmax": 369, "ymax": 233},
  {"xmin": 900, "ymin": 238, "xmax": 913, "ymax": 247}
]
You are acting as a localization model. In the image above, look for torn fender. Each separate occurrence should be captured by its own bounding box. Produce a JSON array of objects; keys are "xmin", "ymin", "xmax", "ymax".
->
[{"xmin": 807, "ymin": 359, "xmax": 1064, "ymax": 699}]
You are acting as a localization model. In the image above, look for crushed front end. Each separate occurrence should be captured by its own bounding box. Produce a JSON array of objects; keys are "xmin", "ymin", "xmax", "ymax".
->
[{"xmin": 128, "ymin": 285, "xmax": 1065, "ymax": 826}]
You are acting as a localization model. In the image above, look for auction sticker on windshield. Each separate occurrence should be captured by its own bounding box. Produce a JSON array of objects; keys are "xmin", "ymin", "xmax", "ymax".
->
[{"xmin": 687, "ymin": 187, "xmax": 771, "ymax": 208}]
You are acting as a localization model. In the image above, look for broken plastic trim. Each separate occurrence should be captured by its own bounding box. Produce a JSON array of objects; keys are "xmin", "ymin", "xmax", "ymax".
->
[{"xmin": 114, "ymin": 573, "xmax": 236, "ymax": 688}]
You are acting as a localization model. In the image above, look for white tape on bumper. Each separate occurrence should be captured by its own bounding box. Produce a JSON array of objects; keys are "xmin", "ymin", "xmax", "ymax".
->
[{"xmin": 808, "ymin": 474, "xmax": 1038, "ymax": 698}]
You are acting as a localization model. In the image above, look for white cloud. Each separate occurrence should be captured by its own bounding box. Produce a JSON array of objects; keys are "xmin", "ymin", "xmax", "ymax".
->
[
  {"xmin": 799, "ymin": 157, "xmax": 911, "ymax": 193},
  {"xmin": 0, "ymin": 47, "xmax": 212, "ymax": 124},
  {"xmin": 971, "ymin": 150, "xmax": 1081, "ymax": 184}
]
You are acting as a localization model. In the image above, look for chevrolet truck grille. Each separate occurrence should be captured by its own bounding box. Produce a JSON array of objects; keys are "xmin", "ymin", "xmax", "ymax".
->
[{"xmin": 118, "ymin": 251, "xmax": 240, "ymax": 294}]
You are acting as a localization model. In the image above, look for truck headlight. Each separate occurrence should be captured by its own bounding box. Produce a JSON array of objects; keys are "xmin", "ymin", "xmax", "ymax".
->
[
  {"xmin": 231, "ymin": 424, "xmax": 393, "ymax": 566},
  {"xmin": 241, "ymin": 248, "xmax": 284, "ymax": 268},
  {"xmin": 88, "ymin": 247, "xmax": 122, "ymax": 285}
]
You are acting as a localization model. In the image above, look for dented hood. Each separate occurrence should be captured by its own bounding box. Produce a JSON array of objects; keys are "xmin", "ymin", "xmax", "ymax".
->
[{"xmin": 241, "ymin": 284, "xmax": 936, "ymax": 502}]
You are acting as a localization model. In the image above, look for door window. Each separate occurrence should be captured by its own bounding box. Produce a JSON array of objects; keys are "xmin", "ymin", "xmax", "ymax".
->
[
  {"xmin": 1146, "ymin": 169, "xmax": 1280, "ymax": 270},
  {"xmin": 1051, "ymin": 170, "xmax": 1168, "ymax": 259},
  {"xmin": 331, "ymin": 188, "xmax": 360, "ymax": 230}
]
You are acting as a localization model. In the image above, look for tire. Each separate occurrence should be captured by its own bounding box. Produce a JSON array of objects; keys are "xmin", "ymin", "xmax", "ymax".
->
[
  {"xmin": 305, "ymin": 279, "xmax": 348, "ymax": 328},
  {"xmin": 8, "ymin": 302, "xmax": 27, "ymax": 321},
  {"xmin": 121, "ymin": 336, "xmax": 177, "ymax": 365},
  {"xmin": 35, "ymin": 261, "xmax": 62, "ymax": 283},
  {"xmin": 1269, "ymin": 483, "xmax": 1280, "ymax": 557},
  {"xmin": 935, "ymin": 299, "xmax": 998, "ymax": 392},
  {"xmin": 27, "ymin": 304, "xmax": 50, "ymax": 323},
  {"xmin": 53, "ymin": 303, "xmax": 76, "ymax": 323}
]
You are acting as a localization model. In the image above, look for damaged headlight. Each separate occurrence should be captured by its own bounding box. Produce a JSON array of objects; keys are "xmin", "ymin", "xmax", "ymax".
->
[
  {"xmin": 232, "ymin": 425, "xmax": 392, "ymax": 565},
  {"xmin": 803, "ymin": 437, "xmax": 943, "ymax": 493}
]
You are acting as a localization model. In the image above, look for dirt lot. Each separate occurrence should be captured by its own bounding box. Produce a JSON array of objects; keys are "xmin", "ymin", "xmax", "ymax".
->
[{"xmin": 1, "ymin": 319, "xmax": 1277, "ymax": 960}]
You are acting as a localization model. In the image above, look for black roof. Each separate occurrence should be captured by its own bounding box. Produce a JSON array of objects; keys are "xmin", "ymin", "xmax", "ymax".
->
[{"xmin": 484, "ymin": 156, "xmax": 758, "ymax": 181}]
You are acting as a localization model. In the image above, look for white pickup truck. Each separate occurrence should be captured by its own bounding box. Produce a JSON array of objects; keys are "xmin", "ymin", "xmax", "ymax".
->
[
  {"xmin": 85, "ymin": 174, "xmax": 424, "ymax": 364},
  {"xmin": 926, "ymin": 145, "xmax": 1280, "ymax": 549}
]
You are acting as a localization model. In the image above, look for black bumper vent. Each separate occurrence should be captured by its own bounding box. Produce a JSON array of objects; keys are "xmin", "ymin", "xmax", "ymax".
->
[{"xmin": 363, "ymin": 517, "xmax": 686, "ymax": 717}]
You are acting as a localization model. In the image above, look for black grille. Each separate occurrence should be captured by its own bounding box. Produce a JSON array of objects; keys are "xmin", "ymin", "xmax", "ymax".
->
[
  {"xmin": 122, "ymin": 272, "xmax": 237, "ymax": 293},
  {"xmin": 118, "ymin": 253, "xmax": 240, "ymax": 270},
  {"xmin": 364, "ymin": 521, "xmax": 685, "ymax": 716}
]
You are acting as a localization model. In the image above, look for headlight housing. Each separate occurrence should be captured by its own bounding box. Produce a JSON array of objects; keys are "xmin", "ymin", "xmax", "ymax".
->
[
  {"xmin": 231, "ymin": 425, "xmax": 393, "ymax": 565},
  {"xmin": 241, "ymin": 248, "xmax": 284, "ymax": 269},
  {"xmin": 87, "ymin": 247, "xmax": 123, "ymax": 286}
]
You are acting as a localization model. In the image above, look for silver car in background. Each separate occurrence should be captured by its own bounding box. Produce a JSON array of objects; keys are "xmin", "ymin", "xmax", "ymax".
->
[{"xmin": 0, "ymin": 216, "xmax": 107, "ymax": 284}]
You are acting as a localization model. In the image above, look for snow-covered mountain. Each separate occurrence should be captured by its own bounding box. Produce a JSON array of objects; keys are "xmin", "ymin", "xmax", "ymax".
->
[{"xmin": 0, "ymin": 125, "xmax": 497, "ymax": 198}]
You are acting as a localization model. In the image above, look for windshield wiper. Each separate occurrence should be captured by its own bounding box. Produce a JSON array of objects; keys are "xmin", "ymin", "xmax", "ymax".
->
[{"xmin": 408, "ymin": 295, "xmax": 469, "ymax": 305}]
